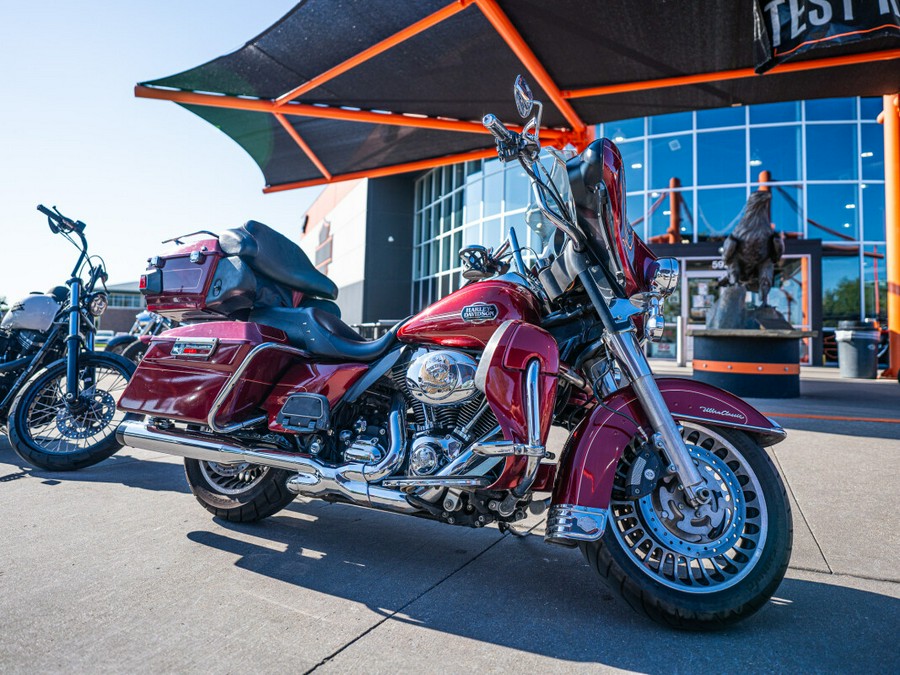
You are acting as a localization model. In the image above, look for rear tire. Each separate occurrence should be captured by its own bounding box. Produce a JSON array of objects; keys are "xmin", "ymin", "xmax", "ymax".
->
[
  {"xmin": 121, "ymin": 340, "xmax": 148, "ymax": 365},
  {"xmin": 183, "ymin": 458, "xmax": 295, "ymax": 522},
  {"xmin": 8, "ymin": 353, "xmax": 134, "ymax": 471},
  {"xmin": 580, "ymin": 424, "xmax": 792, "ymax": 630}
]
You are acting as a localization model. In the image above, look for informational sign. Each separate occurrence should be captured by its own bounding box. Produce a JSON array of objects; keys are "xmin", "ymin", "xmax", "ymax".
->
[{"xmin": 753, "ymin": 0, "xmax": 900, "ymax": 72}]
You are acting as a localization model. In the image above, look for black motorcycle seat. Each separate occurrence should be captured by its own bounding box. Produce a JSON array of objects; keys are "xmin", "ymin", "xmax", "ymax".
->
[
  {"xmin": 249, "ymin": 306, "xmax": 400, "ymax": 362},
  {"xmin": 219, "ymin": 220, "xmax": 339, "ymax": 301}
]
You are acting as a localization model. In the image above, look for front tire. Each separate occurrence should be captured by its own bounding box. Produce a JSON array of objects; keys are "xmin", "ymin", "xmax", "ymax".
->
[
  {"xmin": 580, "ymin": 423, "xmax": 792, "ymax": 630},
  {"xmin": 8, "ymin": 353, "xmax": 134, "ymax": 471},
  {"xmin": 184, "ymin": 458, "xmax": 295, "ymax": 522}
]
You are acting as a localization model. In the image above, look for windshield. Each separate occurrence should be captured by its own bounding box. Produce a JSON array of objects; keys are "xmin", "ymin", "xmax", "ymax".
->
[{"xmin": 524, "ymin": 147, "xmax": 577, "ymax": 251}]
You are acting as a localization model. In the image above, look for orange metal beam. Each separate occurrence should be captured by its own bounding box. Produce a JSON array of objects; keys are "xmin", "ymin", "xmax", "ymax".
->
[
  {"xmin": 882, "ymin": 93, "xmax": 900, "ymax": 378},
  {"xmin": 262, "ymin": 147, "xmax": 500, "ymax": 193},
  {"xmin": 563, "ymin": 48, "xmax": 900, "ymax": 100},
  {"xmin": 276, "ymin": 0, "xmax": 475, "ymax": 105},
  {"xmin": 134, "ymin": 85, "xmax": 569, "ymax": 141},
  {"xmin": 474, "ymin": 0, "xmax": 586, "ymax": 134},
  {"xmin": 273, "ymin": 113, "xmax": 331, "ymax": 180}
]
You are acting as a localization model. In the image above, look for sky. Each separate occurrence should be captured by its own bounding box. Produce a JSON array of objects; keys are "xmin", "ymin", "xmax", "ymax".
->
[{"xmin": 0, "ymin": 1, "xmax": 321, "ymax": 301}]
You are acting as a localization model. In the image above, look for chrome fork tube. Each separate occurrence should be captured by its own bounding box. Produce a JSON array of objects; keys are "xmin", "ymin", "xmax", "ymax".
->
[{"xmin": 606, "ymin": 330, "xmax": 708, "ymax": 505}]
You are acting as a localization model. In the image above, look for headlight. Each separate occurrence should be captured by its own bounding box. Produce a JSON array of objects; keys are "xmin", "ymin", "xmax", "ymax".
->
[
  {"xmin": 87, "ymin": 293, "xmax": 108, "ymax": 317},
  {"xmin": 647, "ymin": 257, "xmax": 679, "ymax": 296}
]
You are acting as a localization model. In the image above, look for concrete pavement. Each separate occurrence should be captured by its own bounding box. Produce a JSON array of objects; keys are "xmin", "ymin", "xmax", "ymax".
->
[{"xmin": 1, "ymin": 372, "xmax": 898, "ymax": 673}]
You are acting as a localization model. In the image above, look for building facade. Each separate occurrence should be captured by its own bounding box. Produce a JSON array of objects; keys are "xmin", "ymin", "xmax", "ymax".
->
[{"xmin": 304, "ymin": 96, "xmax": 888, "ymax": 364}]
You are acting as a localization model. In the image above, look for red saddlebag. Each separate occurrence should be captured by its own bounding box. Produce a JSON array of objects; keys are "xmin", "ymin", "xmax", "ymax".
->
[{"xmin": 118, "ymin": 322, "xmax": 298, "ymax": 426}]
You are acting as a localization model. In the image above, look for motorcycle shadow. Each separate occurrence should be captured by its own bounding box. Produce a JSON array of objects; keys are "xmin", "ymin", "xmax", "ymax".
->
[
  {"xmin": 0, "ymin": 437, "xmax": 190, "ymax": 494},
  {"xmin": 186, "ymin": 500, "xmax": 897, "ymax": 669}
]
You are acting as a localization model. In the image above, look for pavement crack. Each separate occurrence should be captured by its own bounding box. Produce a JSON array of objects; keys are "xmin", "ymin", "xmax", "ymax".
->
[
  {"xmin": 304, "ymin": 525, "xmax": 527, "ymax": 674},
  {"xmin": 772, "ymin": 447, "xmax": 833, "ymax": 575}
]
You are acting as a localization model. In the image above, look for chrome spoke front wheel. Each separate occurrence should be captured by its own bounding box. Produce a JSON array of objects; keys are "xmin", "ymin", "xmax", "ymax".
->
[{"xmin": 608, "ymin": 424, "xmax": 768, "ymax": 594}]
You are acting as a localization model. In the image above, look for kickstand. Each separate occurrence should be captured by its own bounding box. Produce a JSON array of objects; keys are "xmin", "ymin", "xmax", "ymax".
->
[{"xmin": 498, "ymin": 521, "xmax": 529, "ymax": 538}]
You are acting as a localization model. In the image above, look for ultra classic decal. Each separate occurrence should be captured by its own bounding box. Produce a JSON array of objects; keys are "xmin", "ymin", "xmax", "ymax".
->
[{"xmin": 461, "ymin": 302, "xmax": 499, "ymax": 323}]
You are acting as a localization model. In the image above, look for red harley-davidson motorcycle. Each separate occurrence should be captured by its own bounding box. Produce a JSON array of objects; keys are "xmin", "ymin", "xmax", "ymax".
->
[{"xmin": 117, "ymin": 77, "xmax": 791, "ymax": 629}]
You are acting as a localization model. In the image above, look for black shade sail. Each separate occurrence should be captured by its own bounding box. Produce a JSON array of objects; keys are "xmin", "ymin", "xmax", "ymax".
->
[{"xmin": 136, "ymin": 0, "xmax": 900, "ymax": 192}]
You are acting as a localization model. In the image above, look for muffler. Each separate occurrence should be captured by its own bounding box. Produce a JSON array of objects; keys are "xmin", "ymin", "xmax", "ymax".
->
[{"xmin": 116, "ymin": 405, "xmax": 418, "ymax": 514}]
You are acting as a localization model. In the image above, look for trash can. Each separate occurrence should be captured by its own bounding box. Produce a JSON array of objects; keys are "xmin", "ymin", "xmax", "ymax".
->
[{"xmin": 835, "ymin": 319, "xmax": 880, "ymax": 378}]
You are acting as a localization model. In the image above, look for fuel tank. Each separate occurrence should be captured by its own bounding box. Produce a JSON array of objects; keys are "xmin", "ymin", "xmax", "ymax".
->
[{"xmin": 397, "ymin": 277, "xmax": 542, "ymax": 349}]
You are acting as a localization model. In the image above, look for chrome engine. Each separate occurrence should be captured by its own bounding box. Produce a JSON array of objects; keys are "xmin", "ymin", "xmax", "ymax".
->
[{"xmin": 405, "ymin": 349, "xmax": 479, "ymax": 406}]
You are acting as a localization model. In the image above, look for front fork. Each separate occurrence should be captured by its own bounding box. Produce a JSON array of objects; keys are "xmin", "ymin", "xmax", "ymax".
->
[
  {"xmin": 577, "ymin": 269, "xmax": 709, "ymax": 507},
  {"xmin": 605, "ymin": 330, "xmax": 710, "ymax": 506}
]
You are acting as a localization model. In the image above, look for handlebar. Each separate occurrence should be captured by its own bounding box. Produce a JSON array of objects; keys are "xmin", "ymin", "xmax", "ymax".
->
[
  {"xmin": 36, "ymin": 204, "xmax": 85, "ymax": 234},
  {"xmin": 482, "ymin": 114, "xmax": 516, "ymax": 145}
]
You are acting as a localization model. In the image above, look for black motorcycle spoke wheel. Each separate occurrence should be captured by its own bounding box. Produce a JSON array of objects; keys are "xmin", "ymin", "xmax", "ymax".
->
[
  {"xmin": 184, "ymin": 458, "xmax": 296, "ymax": 523},
  {"xmin": 580, "ymin": 423, "xmax": 792, "ymax": 630},
  {"xmin": 8, "ymin": 354, "xmax": 134, "ymax": 471}
]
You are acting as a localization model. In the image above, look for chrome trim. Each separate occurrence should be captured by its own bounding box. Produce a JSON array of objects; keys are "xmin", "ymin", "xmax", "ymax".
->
[
  {"xmin": 473, "ymin": 320, "xmax": 516, "ymax": 393},
  {"xmin": 207, "ymin": 342, "xmax": 309, "ymax": 433},
  {"xmin": 382, "ymin": 477, "xmax": 490, "ymax": 489},
  {"xmin": 545, "ymin": 504, "xmax": 608, "ymax": 543},
  {"xmin": 471, "ymin": 440, "xmax": 545, "ymax": 457},
  {"xmin": 117, "ymin": 399, "xmax": 416, "ymax": 515},
  {"xmin": 558, "ymin": 365, "xmax": 587, "ymax": 390},
  {"xmin": 646, "ymin": 257, "xmax": 680, "ymax": 296},
  {"xmin": 675, "ymin": 414, "xmax": 788, "ymax": 445}
]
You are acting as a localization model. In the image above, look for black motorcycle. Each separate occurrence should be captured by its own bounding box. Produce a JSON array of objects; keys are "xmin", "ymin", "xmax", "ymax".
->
[{"xmin": 0, "ymin": 205, "xmax": 134, "ymax": 470}]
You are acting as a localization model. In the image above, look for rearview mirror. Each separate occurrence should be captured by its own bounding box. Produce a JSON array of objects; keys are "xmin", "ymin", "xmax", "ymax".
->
[{"xmin": 514, "ymin": 75, "xmax": 534, "ymax": 118}]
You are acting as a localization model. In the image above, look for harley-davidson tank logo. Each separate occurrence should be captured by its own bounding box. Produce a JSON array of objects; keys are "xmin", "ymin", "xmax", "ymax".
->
[{"xmin": 461, "ymin": 302, "xmax": 499, "ymax": 323}]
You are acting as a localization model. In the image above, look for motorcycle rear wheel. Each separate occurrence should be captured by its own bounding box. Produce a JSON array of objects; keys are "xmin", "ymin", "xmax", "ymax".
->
[
  {"xmin": 580, "ymin": 423, "xmax": 792, "ymax": 630},
  {"xmin": 7, "ymin": 353, "xmax": 134, "ymax": 471},
  {"xmin": 184, "ymin": 458, "xmax": 296, "ymax": 522},
  {"xmin": 121, "ymin": 340, "xmax": 148, "ymax": 365}
]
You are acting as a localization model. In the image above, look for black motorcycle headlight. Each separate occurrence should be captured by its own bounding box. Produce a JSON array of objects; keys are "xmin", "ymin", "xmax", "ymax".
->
[{"xmin": 88, "ymin": 292, "xmax": 108, "ymax": 317}]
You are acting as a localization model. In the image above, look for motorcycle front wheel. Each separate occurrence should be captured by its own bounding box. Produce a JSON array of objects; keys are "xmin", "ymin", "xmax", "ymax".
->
[
  {"xmin": 8, "ymin": 353, "xmax": 134, "ymax": 471},
  {"xmin": 580, "ymin": 423, "xmax": 792, "ymax": 630},
  {"xmin": 184, "ymin": 458, "xmax": 296, "ymax": 523}
]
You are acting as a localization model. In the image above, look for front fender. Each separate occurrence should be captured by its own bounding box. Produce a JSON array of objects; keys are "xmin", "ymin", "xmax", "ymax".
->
[{"xmin": 551, "ymin": 377, "xmax": 784, "ymax": 514}]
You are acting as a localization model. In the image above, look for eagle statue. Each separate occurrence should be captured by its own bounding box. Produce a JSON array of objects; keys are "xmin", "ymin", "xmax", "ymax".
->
[{"xmin": 720, "ymin": 190, "xmax": 785, "ymax": 306}]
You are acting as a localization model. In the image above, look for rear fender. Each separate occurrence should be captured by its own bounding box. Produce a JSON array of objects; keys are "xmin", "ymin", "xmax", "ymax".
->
[{"xmin": 551, "ymin": 377, "xmax": 785, "ymax": 513}]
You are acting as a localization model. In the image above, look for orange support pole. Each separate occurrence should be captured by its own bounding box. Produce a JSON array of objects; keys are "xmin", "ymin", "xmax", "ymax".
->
[
  {"xmin": 275, "ymin": 0, "xmax": 475, "ymax": 105},
  {"xmin": 757, "ymin": 169, "xmax": 771, "ymax": 191},
  {"xmin": 273, "ymin": 113, "xmax": 332, "ymax": 180},
  {"xmin": 562, "ymin": 49, "xmax": 900, "ymax": 100},
  {"xmin": 134, "ymin": 85, "xmax": 569, "ymax": 142},
  {"xmin": 474, "ymin": 0, "xmax": 586, "ymax": 134},
  {"xmin": 667, "ymin": 177, "xmax": 681, "ymax": 244},
  {"xmin": 882, "ymin": 94, "xmax": 900, "ymax": 378},
  {"xmin": 262, "ymin": 147, "xmax": 499, "ymax": 192}
]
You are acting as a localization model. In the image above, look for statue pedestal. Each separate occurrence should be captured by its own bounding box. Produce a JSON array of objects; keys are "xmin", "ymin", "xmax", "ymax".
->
[{"xmin": 688, "ymin": 329, "xmax": 816, "ymax": 398}]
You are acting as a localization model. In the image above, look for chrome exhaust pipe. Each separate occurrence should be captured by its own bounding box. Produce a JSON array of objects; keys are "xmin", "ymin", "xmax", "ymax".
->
[{"xmin": 115, "ymin": 403, "xmax": 417, "ymax": 514}]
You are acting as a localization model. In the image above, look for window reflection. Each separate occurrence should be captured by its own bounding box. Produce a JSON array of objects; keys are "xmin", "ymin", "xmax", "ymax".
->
[
  {"xmin": 650, "ymin": 135, "xmax": 693, "ymax": 189},
  {"xmin": 805, "ymin": 98, "xmax": 856, "ymax": 121},
  {"xmin": 697, "ymin": 130, "xmax": 744, "ymax": 185},
  {"xmin": 862, "ymin": 183, "xmax": 885, "ymax": 241},
  {"xmin": 605, "ymin": 117, "xmax": 643, "ymax": 141},
  {"xmin": 697, "ymin": 188, "xmax": 747, "ymax": 240},
  {"xmin": 750, "ymin": 126, "xmax": 801, "ymax": 182},
  {"xmin": 860, "ymin": 124, "xmax": 885, "ymax": 180},
  {"xmin": 806, "ymin": 124, "xmax": 857, "ymax": 181},
  {"xmin": 807, "ymin": 184, "xmax": 858, "ymax": 241},
  {"xmin": 822, "ymin": 255, "xmax": 861, "ymax": 327},
  {"xmin": 863, "ymin": 246, "xmax": 887, "ymax": 323},
  {"xmin": 649, "ymin": 111, "xmax": 692, "ymax": 135},
  {"xmin": 769, "ymin": 185, "xmax": 803, "ymax": 234},
  {"xmin": 697, "ymin": 106, "xmax": 744, "ymax": 129},
  {"xmin": 749, "ymin": 101, "xmax": 800, "ymax": 124},
  {"xmin": 618, "ymin": 140, "xmax": 645, "ymax": 193}
]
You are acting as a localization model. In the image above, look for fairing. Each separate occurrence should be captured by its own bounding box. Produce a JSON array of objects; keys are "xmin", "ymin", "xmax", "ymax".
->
[
  {"xmin": 552, "ymin": 377, "xmax": 785, "ymax": 510},
  {"xmin": 475, "ymin": 320, "xmax": 559, "ymax": 491}
]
